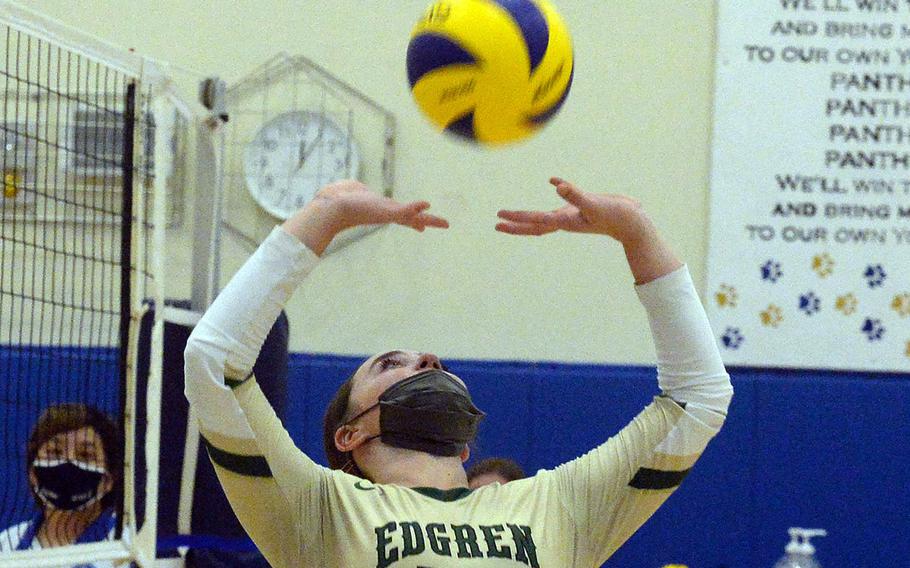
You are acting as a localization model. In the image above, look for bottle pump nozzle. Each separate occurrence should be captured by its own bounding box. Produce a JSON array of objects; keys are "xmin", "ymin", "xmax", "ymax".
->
[{"xmin": 785, "ymin": 527, "xmax": 827, "ymax": 555}]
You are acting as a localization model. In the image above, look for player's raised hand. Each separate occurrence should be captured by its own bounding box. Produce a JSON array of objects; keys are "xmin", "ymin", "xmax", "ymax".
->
[
  {"xmin": 496, "ymin": 177, "xmax": 648, "ymax": 245},
  {"xmin": 314, "ymin": 180, "xmax": 449, "ymax": 232},
  {"xmin": 497, "ymin": 177, "xmax": 682, "ymax": 284},
  {"xmin": 283, "ymin": 180, "xmax": 449, "ymax": 256}
]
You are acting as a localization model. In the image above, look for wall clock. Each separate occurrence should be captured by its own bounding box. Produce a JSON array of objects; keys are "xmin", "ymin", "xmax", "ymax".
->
[{"xmin": 243, "ymin": 110, "xmax": 361, "ymax": 220}]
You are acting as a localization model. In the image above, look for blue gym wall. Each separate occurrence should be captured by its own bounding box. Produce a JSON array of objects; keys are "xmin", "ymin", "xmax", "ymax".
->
[
  {"xmin": 285, "ymin": 354, "xmax": 910, "ymax": 568},
  {"xmin": 2, "ymin": 347, "xmax": 907, "ymax": 567}
]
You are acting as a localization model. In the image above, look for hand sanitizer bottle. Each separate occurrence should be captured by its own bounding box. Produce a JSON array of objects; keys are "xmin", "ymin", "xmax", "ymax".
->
[{"xmin": 773, "ymin": 527, "xmax": 827, "ymax": 568}]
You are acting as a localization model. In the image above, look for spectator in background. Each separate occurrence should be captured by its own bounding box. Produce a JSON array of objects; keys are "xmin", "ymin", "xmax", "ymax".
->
[
  {"xmin": 467, "ymin": 457, "xmax": 526, "ymax": 489},
  {"xmin": 0, "ymin": 403, "xmax": 121, "ymax": 566}
]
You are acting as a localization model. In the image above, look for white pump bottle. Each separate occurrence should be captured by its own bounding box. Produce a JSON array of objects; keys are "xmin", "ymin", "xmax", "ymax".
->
[{"xmin": 773, "ymin": 527, "xmax": 827, "ymax": 568}]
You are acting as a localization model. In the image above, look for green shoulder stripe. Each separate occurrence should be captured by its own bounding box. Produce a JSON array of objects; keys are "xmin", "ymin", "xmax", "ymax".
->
[
  {"xmin": 201, "ymin": 435, "xmax": 273, "ymax": 478},
  {"xmin": 224, "ymin": 370, "xmax": 255, "ymax": 390},
  {"xmin": 628, "ymin": 467, "xmax": 691, "ymax": 490}
]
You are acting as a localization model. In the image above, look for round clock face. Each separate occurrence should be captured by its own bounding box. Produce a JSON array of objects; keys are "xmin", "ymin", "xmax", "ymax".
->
[{"xmin": 243, "ymin": 111, "xmax": 361, "ymax": 219}]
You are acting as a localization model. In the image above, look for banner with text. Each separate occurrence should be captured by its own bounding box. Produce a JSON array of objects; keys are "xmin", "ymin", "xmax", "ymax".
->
[{"xmin": 707, "ymin": 0, "xmax": 910, "ymax": 371}]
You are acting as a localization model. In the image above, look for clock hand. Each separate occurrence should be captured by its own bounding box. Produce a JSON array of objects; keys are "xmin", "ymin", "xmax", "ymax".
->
[
  {"xmin": 296, "ymin": 122, "xmax": 326, "ymax": 171},
  {"xmin": 296, "ymin": 136, "xmax": 313, "ymax": 171}
]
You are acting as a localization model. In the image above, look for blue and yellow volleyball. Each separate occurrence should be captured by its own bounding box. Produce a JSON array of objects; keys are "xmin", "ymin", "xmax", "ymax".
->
[{"xmin": 407, "ymin": 0, "xmax": 574, "ymax": 145}]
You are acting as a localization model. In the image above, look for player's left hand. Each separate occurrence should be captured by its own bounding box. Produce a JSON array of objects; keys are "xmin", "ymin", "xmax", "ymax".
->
[{"xmin": 495, "ymin": 177, "xmax": 649, "ymax": 244}]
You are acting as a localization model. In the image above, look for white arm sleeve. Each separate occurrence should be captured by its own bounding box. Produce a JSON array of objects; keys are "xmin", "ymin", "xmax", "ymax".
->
[
  {"xmin": 183, "ymin": 226, "xmax": 320, "ymax": 438},
  {"xmin": 635, "ymin": 265, "xmax": 733, "ymax": 430}
]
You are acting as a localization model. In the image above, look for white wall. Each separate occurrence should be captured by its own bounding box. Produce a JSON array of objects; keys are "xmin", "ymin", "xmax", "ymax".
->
[{"xmin": 20, "ymin": 0, "xmax": 718, "ymax": 364}]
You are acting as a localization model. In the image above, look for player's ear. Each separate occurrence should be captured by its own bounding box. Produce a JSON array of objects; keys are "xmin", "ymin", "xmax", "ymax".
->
[
  {"xmin": 460, "ymin": 444, "xmax": 470, "ymax": 463},
  {"xmin": 335, "ymin": 425, "xmax": 369, "ymax": 452}
]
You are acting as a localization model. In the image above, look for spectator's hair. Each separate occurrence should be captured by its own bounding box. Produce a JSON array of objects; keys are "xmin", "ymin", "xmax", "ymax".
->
[
  {"xmin": 322, "ymin": 371, "xmax": 365, "ymax": 478},
  {"xmin": 467, "ymin": 457, "xmax": 526, "ymax": 483},
  {"xmin": 27, "ymin": 403, "xmax": 123, "ymax": 510}
]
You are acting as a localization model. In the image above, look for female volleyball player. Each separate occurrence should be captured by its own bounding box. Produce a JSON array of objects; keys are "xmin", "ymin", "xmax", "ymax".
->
[
  {"xmin": 184, "ymin": 177, "xmax": 732, "ymax": 567},
  {"xmin": 0, "ymin": 404, "xmax": 121, "ymax": 566}
]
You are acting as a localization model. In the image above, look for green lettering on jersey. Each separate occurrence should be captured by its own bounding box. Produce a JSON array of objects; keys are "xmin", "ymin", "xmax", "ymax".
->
[
  {"xmin": 400, "ymin": 522, "xmax": 426, "ymax": 558},
  {"xmin": 507, "ymin": 524, "xmax": 540, "ymax": 568},
  {"xmin": 375, "ymin": 522, "xmax": 398, "ymax": 568},
  {"xmin": 479, "ymin": 524, "xmax": 512, "ymax": 559},
  {"xmin": 451, "ymin": 524, "xmax": 483, "ymax": 559},
  {"xmin": 425, "ymin": 523, "xmax": 452, "ymax": 556},
  {"xmin": 374, "ymin": 520, "xmax": 540, "ymax": 567}
]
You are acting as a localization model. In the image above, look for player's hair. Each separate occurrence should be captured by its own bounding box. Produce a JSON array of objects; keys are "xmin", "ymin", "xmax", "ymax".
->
[
  {"xmin": 467, "ymin": 457, "xmax": 526, "ymax": 483},
  {"xmin": 27, "ymin": 403, "xmax": 123, "ymax": 510},
  {"xmin": 322, "ymin": 372, "xmax": 365, "ymax": 477}
]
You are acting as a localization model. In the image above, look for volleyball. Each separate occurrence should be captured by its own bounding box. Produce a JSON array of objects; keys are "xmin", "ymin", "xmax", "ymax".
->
[{"xmin": 407, "ymin": 0, "xmax": 574, "ymax": 145}]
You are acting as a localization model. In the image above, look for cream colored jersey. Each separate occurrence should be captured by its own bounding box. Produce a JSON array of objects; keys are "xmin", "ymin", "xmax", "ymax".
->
[
  {"xmin": 184, "ymin": 227, "xmax": 733, "ymax": 568},
  {"xmin": 201, "ymin": 376, "xmax": 716, "ymax": 568}
]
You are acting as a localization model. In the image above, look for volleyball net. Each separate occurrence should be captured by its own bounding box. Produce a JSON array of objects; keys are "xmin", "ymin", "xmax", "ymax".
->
[{"xmin": 0, "ymin": 2, "xmax": 192, "ymax": 566}]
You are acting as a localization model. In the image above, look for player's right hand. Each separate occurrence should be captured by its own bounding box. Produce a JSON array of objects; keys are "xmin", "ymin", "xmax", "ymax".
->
[{"xmin": 282, "ymin": 180, "xmax": 449, "ymax": 256}]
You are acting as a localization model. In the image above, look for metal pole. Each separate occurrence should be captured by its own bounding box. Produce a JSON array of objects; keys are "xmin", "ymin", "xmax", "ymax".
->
[{"xmin": 182, "ymin": 77, "xmax": 228, "ymax": 536}]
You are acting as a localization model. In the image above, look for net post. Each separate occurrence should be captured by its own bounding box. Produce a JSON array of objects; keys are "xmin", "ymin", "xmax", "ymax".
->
[
  {"xmin": 189, "ymin": 77, "xmax": 227, "ymax": 311},
  {"xmin": 117, "ymin": 79, "xmax": 137, "ymax": 544},
  {"xmin": 180, "ymin": 77, "xmax": 228, "ymax": 537}
]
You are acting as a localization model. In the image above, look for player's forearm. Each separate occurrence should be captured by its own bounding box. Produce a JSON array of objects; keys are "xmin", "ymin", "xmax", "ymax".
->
[
  {"xmin": 190, "ymin": 225, "xmax": 318, "ymax": 373},
  {"xmin": 281, "ymin": 197, "xmax": 342, "ymax": 256},
  {"xmin": 635, "ymin": 267, "xmax": 733, "ymax": 428},
  {"xmin": 184, "ymin": 226, "xmax": 319, "ymax": 434},
  {"xmin": 618, "ymin": 209, "xmax": 683, "ymax": 285}
]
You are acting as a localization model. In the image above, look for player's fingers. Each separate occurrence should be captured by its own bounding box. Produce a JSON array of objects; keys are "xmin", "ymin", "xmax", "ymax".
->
[
  {"xmin": 554, "ymin": 182, "xmax": 590, "ymax": 210},
  {"xmin": 495, "ymin": 221, "xmax": 556, "ymax": 236},
  {"xmin": 497, "ymin": 210, "xmax": 556, "ymax": 224},
  {"xmin": 395, "ymin": 201, "xmax": 447, "ymax": 227},
  {"xmin": 400, "ymin": 200, "xmax": 431, "ymax": 214},
  {"xmin": 416, "ymin": 213, "xmax": 449, "ymax": 229},
  {"xmin": 399, "ymin": 214, "xmax": 449, "ymax": 232}
]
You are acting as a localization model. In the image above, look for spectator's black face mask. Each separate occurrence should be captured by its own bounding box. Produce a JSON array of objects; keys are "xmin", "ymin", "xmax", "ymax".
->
[
  {"xmin": 346, "ymin": 368, "xmax": 485, "ymax": 458},
  {"xmin": 32, "ymin": 459, "xmax": 105, "ymax": 511}
]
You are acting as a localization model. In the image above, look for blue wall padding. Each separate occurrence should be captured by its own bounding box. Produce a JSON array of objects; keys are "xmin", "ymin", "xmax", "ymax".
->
[
  {"xmin": 285, "ymin": 354, "xmax": 909, "ymax": 568},
  {"xmin": 1, "ymin": 346, "xmax": 907, "ymax": 567}
]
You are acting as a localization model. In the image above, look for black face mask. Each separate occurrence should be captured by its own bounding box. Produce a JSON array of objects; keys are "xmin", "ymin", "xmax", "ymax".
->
[
  {"xmin": 32, "ymin": 459, "xmax": 106, "ymax": 511},
  {"xmin": 346, "ymin": 368, "xmax": 485, "ymax": 458}
]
